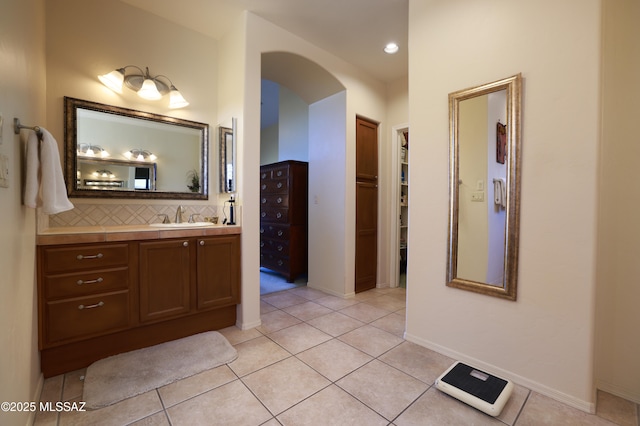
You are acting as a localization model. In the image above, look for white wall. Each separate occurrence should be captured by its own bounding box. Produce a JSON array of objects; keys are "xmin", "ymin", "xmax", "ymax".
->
[
  {"xmin": 407, "ymin": 0, "xmax": 600, "ymax": 412},
  {"xmin": 596, "ymin": 0, "xmax": 640, "ymax": 404},
  {"xmin": 0, "ymin": 1, "xmax": 45, "ymax": 425},
  {"xmin": 278, "ymin": 85, "xmax": 309, "ymax": 161},
  {"xmin": 308, "ymin": 92, "xmax": 347, "ymax": 295}
]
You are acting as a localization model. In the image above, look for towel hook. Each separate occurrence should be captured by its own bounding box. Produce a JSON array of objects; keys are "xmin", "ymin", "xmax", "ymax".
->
[{"xmin": 14, "ymin": 118, "xmax": 43, "ymax": 139}]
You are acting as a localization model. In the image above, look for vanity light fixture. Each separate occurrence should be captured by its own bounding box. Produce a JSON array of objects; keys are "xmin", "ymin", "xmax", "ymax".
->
[
  {"xmin": 124, "ymin": 149, "xmax": 157, "ymax": 162},
  {"xmin": 98, "ymin": 65, "xmax": 189, "ymax": 108},
  {"xmin": 384, "ymin": 42, "xmax": 399, "ymax": 54},
  {"xmin": 77, "ymin": 143, "xmax": 110, "ymax": 158}
]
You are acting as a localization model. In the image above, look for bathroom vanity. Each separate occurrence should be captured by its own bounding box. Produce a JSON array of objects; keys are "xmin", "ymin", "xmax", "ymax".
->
[{"xmin": 36, "ymin": 225, "xmax": 240, "ymax": 377}]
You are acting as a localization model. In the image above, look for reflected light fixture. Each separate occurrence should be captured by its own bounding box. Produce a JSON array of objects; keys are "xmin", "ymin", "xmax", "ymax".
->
[
  {"xmin": 93, "ymin": 169, "xmax": 116, "ymax": 178},
  {"xmin": 384, "ymin": 42, "xmax": 399, "ymax": 54},
  {"xmin": 98, "ymin": 65, "xmax": 189, "ymax": 108},
  {"xmin": 77, "ymin": 143, "xmax": 110, "ymax": 157},
  {"xmin": 124, "ymin": 149, "xmax": 157, "ymax": 162}
]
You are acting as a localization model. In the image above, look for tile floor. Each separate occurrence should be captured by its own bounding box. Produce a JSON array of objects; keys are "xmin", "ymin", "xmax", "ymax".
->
[{"xmin": 34, "ymin": 286, "xmax": 639, "ymax": 426}]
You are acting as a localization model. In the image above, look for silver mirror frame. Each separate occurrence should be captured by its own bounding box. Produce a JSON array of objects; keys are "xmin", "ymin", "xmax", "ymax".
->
[
  {"xmin": 219, "ymin": 118, "xmax": 236, "ymax": 193},
  {"xmin": 446, "ymin": 73, "xmax": 522, "ymax": 300},
  {"xmin": 64, "ymin": 97, "xmax": 209, "ymax": 200}
]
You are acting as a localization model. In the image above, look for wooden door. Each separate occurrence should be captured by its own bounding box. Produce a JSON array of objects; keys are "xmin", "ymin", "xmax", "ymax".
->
[
  {"xmin": 196, "ymin": 235, "xmax": 240, "ymax": 310},
  {"xmin": 139, "ymin": 239, "xmax": 191, "ymax": 322},
  {"xmin": 355, "ymin": 117, "xmax": 378, "ymax": 292}
]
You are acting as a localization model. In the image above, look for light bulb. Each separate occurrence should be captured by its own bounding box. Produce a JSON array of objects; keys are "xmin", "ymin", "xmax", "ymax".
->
[
  {"xmin": 86, "ymin": 148, "xmax": 95, "ymax": 156},
  {"xmin": 137, "ymin": 153, "xmax": 144, "ymax": 161},
  {"xmin": 138, "ymin": 79, "xmax": 162, "ymax": 100},
  {"xmin": 98, "ymin": 69, "xmax": 125, "ymax": 93},
  {"xmin": 169, "ymin": 86, "xmax": 189, "ymax": 108},
  {"xmin": 149, "ymin": 153, "xmax": 157, "ymax": 161}
]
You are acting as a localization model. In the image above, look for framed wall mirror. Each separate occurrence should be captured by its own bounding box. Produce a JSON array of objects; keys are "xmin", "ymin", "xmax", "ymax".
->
[
  {"xmin": 219, "ymin": 118, "xmax": 236, "ymax": 193},
  {"xmin": 446, "ymin": 74, "xmax": 522, "ymax": 300},
  {"xmin": 64, "ymin": 97, "xmax": 209, "ymax": 199}
]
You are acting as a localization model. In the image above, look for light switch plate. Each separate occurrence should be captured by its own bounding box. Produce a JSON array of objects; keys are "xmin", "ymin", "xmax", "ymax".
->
[{"xmin": 0, "ymin": 154, "xmax": 9, "ymax": 188}]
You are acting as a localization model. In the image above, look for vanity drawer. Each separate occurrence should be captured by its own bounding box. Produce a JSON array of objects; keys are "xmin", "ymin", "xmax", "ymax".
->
[
  {"xmin": 260, "ymin": 208, "xmax": 289, "ymax": 224},
  {"xmin": 44, "ymin": 267, "xmax": 129, "ymax": 300},
  {"xmin": 42, "ymin": 244, "xmax": 129, "ymax": 273},
  {"xmin": 44, "ymin": 291, "xmax": 130, "ymax": 345}
]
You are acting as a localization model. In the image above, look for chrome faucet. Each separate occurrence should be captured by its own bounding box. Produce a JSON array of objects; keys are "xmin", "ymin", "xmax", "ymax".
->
[{"xmin": 175, "ymin": 205, "xmax": 185, "ymax": 223}]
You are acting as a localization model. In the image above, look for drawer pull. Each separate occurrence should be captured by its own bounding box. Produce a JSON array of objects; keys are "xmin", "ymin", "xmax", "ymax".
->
[
  {"xmin": 277, "ymin": 260, "xmax": 284, "ymax": 266},
  {"xmin": 261, "ymin": 184, "xmax": 267, "ymax": 190},
  {"xmin": 260, "ymin": 227, "xmax": 264, "ymax": 234},
  {"xmin": 78, "ymin": 301, "xmax": 104, "ymax": 310},
  {"xmin": 183, "ymin": 241, "xmax": 189, "ymax": 247},
  {"xmin": 199, "ymin": 240, "xmax": 205, "ymax": 246},
  {"xmin": 261, "ymin": 198, "xmax": 267, "ymax": 204},
  {"xmin": 261, "ymin": 212, "xmax": 266, "ymax": 218},
  {"xmin": 277, "ymin": 230, "xmax": 283, "ymax": 237},
  {"xmin": 76, "ymin": 277, "xmax": 104, "ymax": 285},
  {"xmin": 277, "ymin": 197, "xmax": 283, "ymax": 204},
  {"xmin": 76, "ymin": 253, "xmax": 103, "ymax": 260},
  {"xmin": 277, "ymin": 182, "xmax": 283, "ymax": 189},
  {"xmin": 276, "ymin": 212, "xmax": 282, "ymax": 219},
  {"xmin": 277, "ymin": 245, "xmax": 283, "ymax": 252}
]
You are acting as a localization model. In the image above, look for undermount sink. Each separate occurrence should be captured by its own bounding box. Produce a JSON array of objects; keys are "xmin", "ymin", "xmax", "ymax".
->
[{"xmin": 149, "ymin": 222, "xmax": 215, "ymax": 228}]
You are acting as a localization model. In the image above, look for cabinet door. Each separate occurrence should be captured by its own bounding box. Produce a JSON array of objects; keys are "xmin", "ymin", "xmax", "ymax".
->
[
  {"xmin": 139, "ymin": 240, "xmax": 191, "ymax": 322},
  {"xmin": 197, "ymin": 235, "xmax": 240, "ymax": 310}
]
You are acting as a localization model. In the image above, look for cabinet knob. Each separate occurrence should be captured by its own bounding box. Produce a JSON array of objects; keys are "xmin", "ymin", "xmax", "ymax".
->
[
  {"xmin": 277, "ymin": 230, "xmax": 283, "ymax": 237},
  {"xmin": 261, "ymin": 184, "xmax": 267, "ymax": 190},
  {"xmin": 277, "ymin": 260, "xmax": 284, "ymax": 266},
  {"xmin": 277, "ymin": 245, "xmax": 283, "ymax": 252},
  {"xmin": 260, "ymin": 227, "xmax": 264, "ymax": 233},
  {"xmin": 261, "ymin": 198, "xmax": 267, "ymax": 204},
  {"xmin": 277, "ymin": 197, "xmax": 283, "ymax": 204},
  {"xmin": 261, "ymin": 212, "xmax": 266, "ymax": 218},
  {"xmin": 183, "ymin": 241, "xmax": 189, "ymax": 247},
  {"xmin": 199, "ymin": 240, "xmax": 205, "ymax": 246},
  {"xmin": 277, "ymin": 182, "xmax": 283, "ymax": 188},
  {"xmin": 276, "ymin": 212, "xmax": 282, "ymax": 219}
]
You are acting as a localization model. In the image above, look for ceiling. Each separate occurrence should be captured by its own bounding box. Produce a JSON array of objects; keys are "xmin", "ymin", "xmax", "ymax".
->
[{"xmin": 120, "ymin": 0, "xmax": 408, "ymax": 83}]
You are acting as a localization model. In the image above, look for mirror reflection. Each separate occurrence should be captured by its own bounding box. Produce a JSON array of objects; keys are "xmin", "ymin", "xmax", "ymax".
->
[
  {"xmin": 64, "ymin": 97, "xmax": 209, "ymax": 199},
  {"xmin": 447, "ymin": 74, "xmax": 522, "ymax": 300},
  {"xmin": 219, "ymin": 122, "xmax": 235, "ymax": 193}
]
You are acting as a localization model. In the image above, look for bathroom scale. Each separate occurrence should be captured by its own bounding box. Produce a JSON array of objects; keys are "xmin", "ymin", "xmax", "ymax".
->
[{"xmin": 435, "ymin": 361, "xmax": 513, "ymax": 416}]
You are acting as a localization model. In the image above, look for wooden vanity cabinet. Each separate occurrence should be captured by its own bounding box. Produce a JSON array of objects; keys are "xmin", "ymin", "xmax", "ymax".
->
[{"xmin": 37, "ymin": 233, "xmax": 240, "ymax": 377}]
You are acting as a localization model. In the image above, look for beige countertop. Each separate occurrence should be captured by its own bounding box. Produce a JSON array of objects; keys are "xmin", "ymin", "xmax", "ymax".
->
[{"xmin": 37, "ymin": 224, "xmax": 241, "ymax": 245}]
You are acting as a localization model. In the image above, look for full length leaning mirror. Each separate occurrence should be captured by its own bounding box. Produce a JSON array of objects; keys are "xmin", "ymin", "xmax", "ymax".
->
[
  {"xmin": 447, "ymin": 74, "xmax": 522, "ymax": 300},
  {"xmin": 64, "ymin": 97, "xmax": 209, "ymax": 200}
]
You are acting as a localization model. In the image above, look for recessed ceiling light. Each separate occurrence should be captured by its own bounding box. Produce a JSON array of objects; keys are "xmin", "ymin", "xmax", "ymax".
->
[{"xmin": 384, "ymin": 42, "xmax": 399, "ymax": 54}]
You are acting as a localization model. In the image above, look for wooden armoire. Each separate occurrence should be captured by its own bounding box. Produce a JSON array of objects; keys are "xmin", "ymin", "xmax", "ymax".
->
[{"xmin": 259, "ymin": 160, "xmax": 308, "ymax": 282}]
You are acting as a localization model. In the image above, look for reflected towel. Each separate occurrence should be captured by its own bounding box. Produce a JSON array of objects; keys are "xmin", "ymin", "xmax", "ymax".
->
[
  {"xmin": 493, "ymin": 178, "xmax": 506, "ymax": 209},
  {"xmin": 24, "ymin": 128, "xmax": 74, "ymax": 214}
]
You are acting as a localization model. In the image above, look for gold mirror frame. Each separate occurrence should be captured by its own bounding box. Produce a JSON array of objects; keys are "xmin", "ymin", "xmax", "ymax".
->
[{"xmin": 446, "ymin": 74, "xmax": 522, "ymax": 300}]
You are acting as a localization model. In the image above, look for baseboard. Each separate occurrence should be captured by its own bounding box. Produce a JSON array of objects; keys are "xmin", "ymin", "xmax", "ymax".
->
[
  {"xmin": 596, "ymin": 379, "xmax": 640, "ymax": 405},
  {"xmin": 27, "ymin": 373, "xmax": 45, "ymax": 425},
  {"xmin": 307, "ymin": 282, "xmax": 355, "ymax": 299},
  {"xmin": 404, "ymin": 332, "xmax": 596, "ymax": 414},
  {"xmin": 238, "ymin": 318, "xmax": 262, "ymax": 330}
]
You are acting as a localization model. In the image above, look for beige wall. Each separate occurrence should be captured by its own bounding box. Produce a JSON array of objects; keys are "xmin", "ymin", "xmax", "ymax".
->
[
  {"xmin": 45, "ymin": 0, "xmax": 221, "ymax": 210},
  {"xmin": 0, "ymin": 1, "xmax": 45, "ymax": 425},
  {"xmin": 407, "ymin": 0, "xmax": 601, "ymax": 411},
  {"xmin": 596, "ymin": 0, "xmax": 640, "ymax": 403}
]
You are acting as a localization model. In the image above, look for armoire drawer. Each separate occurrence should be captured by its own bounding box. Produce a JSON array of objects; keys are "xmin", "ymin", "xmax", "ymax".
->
[
  {"xmin": 44, "ymin": 291, "xmax": 130, "ymax": 345},
  {"xmin": 260, "ymin": 178, "xmax": 289, "ymax": 193},
  {"xmin": 260, "ymin": 208, "xmax": 289, "ymax": 223},
  {"xmin": 43, "ymin": 267, "xmax": 129, "ymax": 300},
  {"xmin": 260, "ymin": 194, "xmax": 289, "ymax": 208},
  {"xmin": 260, "ymin": 224, "xmax": 290, "ymax": 240}
]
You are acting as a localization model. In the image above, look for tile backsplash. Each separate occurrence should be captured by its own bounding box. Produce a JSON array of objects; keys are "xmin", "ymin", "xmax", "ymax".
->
[{"xmin": 48, "ymin": 203, "xmax": 220, "ymax": 228}]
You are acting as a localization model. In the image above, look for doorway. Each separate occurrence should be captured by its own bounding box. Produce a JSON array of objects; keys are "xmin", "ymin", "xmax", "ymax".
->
[{"xmin": 355, "ymin": 117, "xmax": 379, "ymax": 293}]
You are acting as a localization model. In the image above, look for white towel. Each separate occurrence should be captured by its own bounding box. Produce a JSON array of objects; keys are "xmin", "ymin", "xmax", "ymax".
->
[
  {"xmin": 493, "ymin": 178, "xmax": 506, "ymax": 209},
  {"xmin": 24, "ymin": 128, "xmax": 74, "ymax": 214}
]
